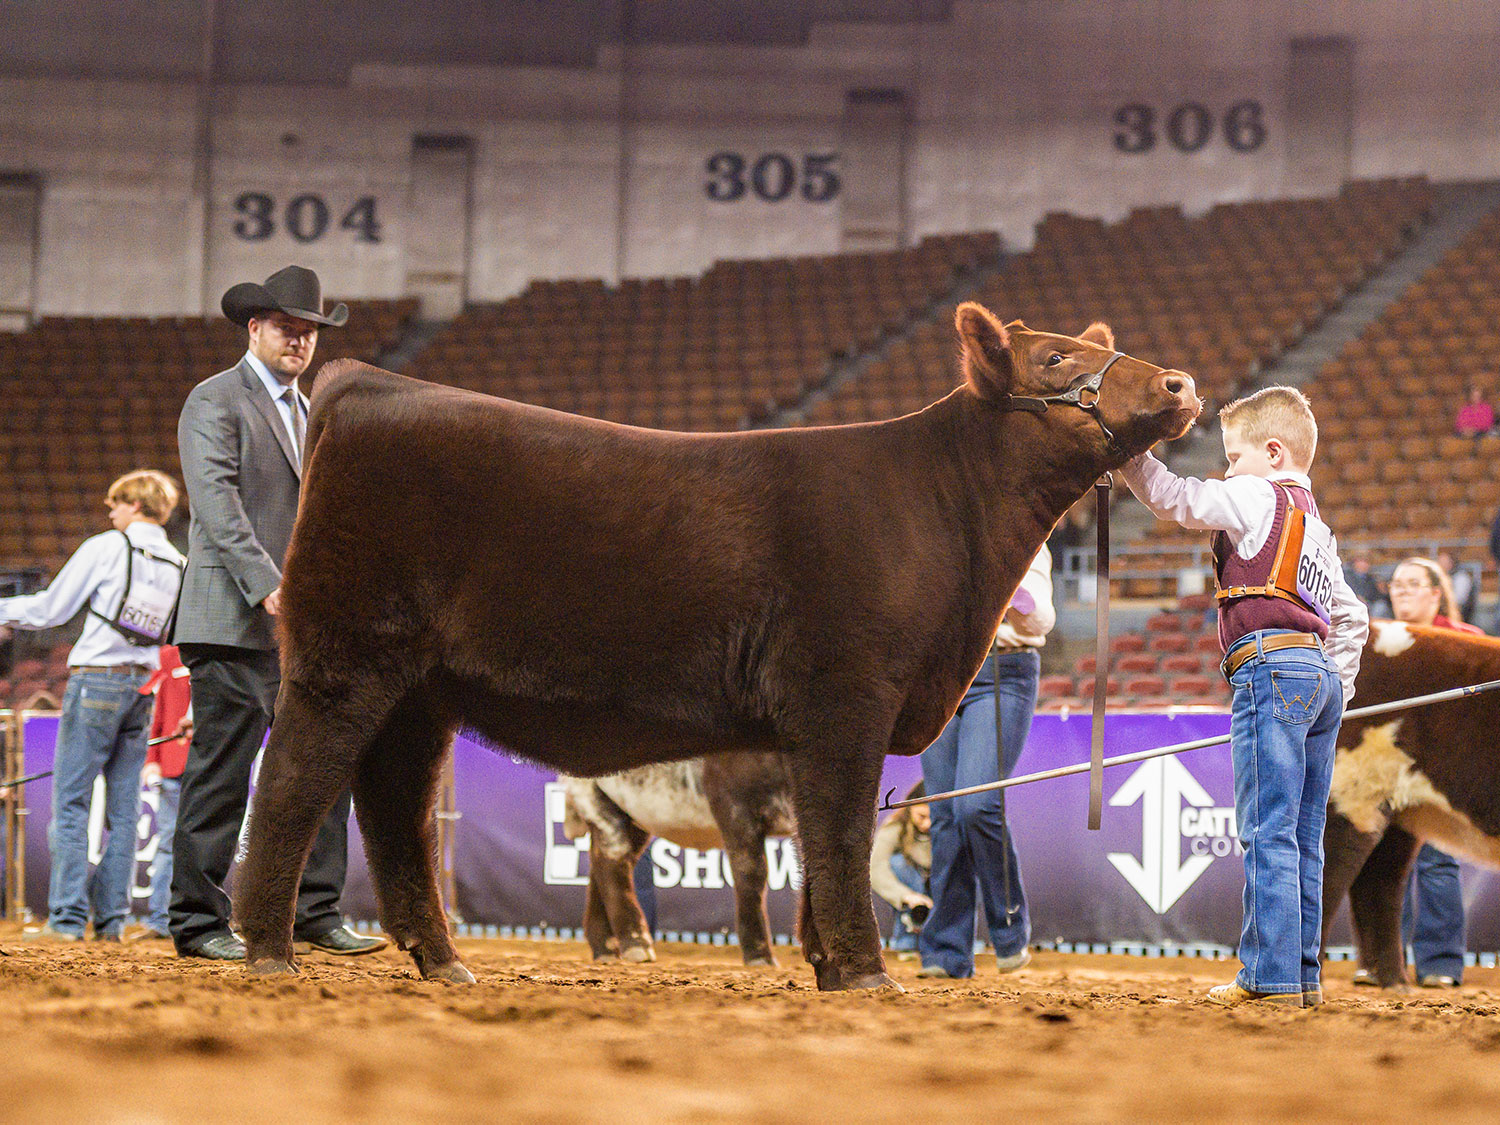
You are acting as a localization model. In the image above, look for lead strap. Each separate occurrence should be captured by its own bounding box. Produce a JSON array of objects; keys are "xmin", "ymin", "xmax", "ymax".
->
[{"xmin": 1088, "ymin": 474, "xmax": 1111, "ymax": 831}]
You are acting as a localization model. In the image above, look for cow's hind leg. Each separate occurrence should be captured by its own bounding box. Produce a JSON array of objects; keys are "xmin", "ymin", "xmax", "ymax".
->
[
  {"xmin": 236, "ymin": 680, "xmax": 379, "ymax": 973},
  {"xmin": 351, "ymin": 693, "xmax": 471, "ymax": 982},
  {"xmin": 1348, "ymin": 825, "xmax": 1420, "ymax": 989},
  {"xmin": 782, "ymin": 738, "xmax": 895, "ymax": 992},
  {"xmin": 727, "ymin": 837, "xmax": 776, "ymax": 966},
  {"xmin": 1320, "ymin": 810, "xmax": 1384, "ymax": 963}
]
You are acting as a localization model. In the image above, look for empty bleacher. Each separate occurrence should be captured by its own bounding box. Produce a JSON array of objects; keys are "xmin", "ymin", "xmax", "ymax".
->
[
  {"xmin": 411, "ymin": 233, "xmax": 999, "ymax": 431},
  {"xmin": 803, "ymin": 179, "xmax": 1431, "ymax": 432},
  {"xmin": 0, "ymin": 299, "xmax": 417, "ymax": 576},
  {"xmin": 1036, "ymin": 595, "xmax": 1230, "ymax": 711}
]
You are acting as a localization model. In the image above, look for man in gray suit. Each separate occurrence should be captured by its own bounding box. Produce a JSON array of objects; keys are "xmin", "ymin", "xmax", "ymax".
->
[{"xmin": 171, "ymin": 265, "xmax": 386, "ymax": 960}]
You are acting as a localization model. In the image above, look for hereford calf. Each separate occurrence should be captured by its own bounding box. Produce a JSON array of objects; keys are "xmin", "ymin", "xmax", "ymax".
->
[
  {"xmin": 563, "ymin": 751, "xmax": 794, "ymax": 965},
  {"xmin": 1323, "ymin": 622, "xmax": 1500, "ymax": 986},
  {"xmin": 233, "ymin": 302, "xmax": 1200, "ymax": 988}
]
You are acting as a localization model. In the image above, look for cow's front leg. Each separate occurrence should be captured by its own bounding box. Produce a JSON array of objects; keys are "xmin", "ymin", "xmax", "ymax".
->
[
  {"xmin": 783, "ymin": 741, "xmax": 898, "ymax": 992},
  {"xmin": 1349, "ymin": 824, "xmax": 1420, "ymax": 988}
]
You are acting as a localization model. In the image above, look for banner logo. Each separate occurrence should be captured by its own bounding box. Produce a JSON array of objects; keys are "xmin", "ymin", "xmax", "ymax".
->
[{"xmin": 1106, "ymin": 757, "xmax": 1235, "ymax": 914}]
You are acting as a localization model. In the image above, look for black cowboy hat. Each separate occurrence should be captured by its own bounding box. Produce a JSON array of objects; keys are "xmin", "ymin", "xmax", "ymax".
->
[{"xmin": 221, "ymin": 265, "xmax": 348, "ymax": 328}]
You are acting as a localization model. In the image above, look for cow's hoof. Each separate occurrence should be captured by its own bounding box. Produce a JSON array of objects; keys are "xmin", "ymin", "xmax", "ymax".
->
[
  {"xmin": 422, "ymin": 960, "xmax": 476, "ymax": 984},
  {"xmin": 591, "ymin": 951, "xmax": 620, "ymax": 963},
  {"xmin": 812, "ymin": 961, "xmax": 843, "ymax": 990},
  {"xmin": 247, "ymin": 957, "xmax": 297, "ymax": 977},
  {"xmin": 840, "ymin": 971, "xmax": 904, "ymax": 993},
  {"xmin": 743, "ymin": 955, "xmax": 778, "ymax": 968},
  {"xmin": 620, "ymin": 945, "xmax": 655, "ymax": 963}
]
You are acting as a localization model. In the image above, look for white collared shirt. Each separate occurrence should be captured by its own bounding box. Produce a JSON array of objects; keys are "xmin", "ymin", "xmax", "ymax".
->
[
  {"xmin": 244, "ymin": 350, "xmax": 307, "ymax": 462},
  {"xmin": 0, "ymin": 521, "xmax": 184, "ymax": 667},
  {"xmin": 996, "ymin": 544, "xmax": 1056, "ymax": 649},
  {"xmin": 1121, "ymin": 451, "xmax": 1368, "ymax": 700}
]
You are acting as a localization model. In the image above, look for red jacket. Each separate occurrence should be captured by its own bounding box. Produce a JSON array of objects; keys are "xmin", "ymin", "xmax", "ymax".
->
[
  {"xmin": 1434, "ymin": 614, "xmax": 1484, "ymax": 636},
  {"xmin": 141, "ymin": 645, "xmax": 192, "ymax": 779}
]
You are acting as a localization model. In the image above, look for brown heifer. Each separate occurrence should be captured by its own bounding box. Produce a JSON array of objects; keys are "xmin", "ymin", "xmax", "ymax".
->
[
  {"xmin": 1322, "ymin": 621, "xmax": 1500, "ymax": 987},
  {"xmin": 233, "ymin": 301, "xmax": 1200, "ymax": 988},
  {"xmin": 563, "ymin": 751, "xmax": 795, "ymax": 965}
]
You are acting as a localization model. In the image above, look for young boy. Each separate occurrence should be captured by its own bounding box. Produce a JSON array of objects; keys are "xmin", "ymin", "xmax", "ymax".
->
[{"xmin": 1121, "ymin": 386, "xmax": 1368, "ymax": 1008}]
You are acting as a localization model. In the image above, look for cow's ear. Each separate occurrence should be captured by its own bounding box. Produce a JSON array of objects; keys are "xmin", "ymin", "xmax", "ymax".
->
[
  {"xmin": 1079, "ymin": 321, "xmax": 1115, "ymax": 350},
  {"xmin": 956, "ymin": 301, "xmax": 1015, "ymax": 398}
]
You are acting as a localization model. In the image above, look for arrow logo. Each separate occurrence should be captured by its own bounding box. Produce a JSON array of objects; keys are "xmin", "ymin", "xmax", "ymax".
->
[{"xmin": 1106, "ymin": 757, "xmax": 1216, "ymax": 914}]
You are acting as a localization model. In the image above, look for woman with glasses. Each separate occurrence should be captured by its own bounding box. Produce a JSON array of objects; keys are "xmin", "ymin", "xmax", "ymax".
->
[{"xmin": 1368, "ymin": 557, "xmax": 1483, "ymax": 988}]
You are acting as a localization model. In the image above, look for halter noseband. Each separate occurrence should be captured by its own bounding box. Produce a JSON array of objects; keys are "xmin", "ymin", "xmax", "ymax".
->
[{"xmin": 1001, "ymin": 351, "xmax": 1126, "ymax": 451}]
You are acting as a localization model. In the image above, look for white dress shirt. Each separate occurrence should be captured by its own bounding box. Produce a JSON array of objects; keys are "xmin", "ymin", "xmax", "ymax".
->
[
  {"xmin": 0, "ymin": 521, "xmax": 185, "ymax": 667},
  {"xmin": 1120, "ymin": 452, "xmax": 1368, "ymax": 701},
  {"xmin": 244, "ymin": 350, "xmax": 307, "ymax": 463}
]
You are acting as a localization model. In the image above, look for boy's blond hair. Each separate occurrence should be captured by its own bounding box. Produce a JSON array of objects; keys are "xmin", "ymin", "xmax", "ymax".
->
[
  {"xmin": 1219, "ymin": 385, "xmax": 1318, "ymax": 469},
  {"xmin": 106, "ymin": 469, "xmax": 180, "ymax": 525}
]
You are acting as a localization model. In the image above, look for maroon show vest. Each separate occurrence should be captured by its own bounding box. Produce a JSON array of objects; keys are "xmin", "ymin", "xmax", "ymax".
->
[{"xmin": 1211, "ymin": 480, "xmax": 1330, "ymax": 653}]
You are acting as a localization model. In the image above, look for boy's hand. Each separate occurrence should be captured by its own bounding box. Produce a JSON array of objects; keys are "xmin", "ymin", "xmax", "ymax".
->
[{"xmin": 141, "ymin": 762, "xmax": 162, "ymax": 787}]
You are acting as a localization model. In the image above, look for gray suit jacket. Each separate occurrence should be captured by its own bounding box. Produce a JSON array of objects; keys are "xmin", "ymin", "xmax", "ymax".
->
[{"xmin": 174, "ymin": 359, "xmax": 303, "ymax": 651}]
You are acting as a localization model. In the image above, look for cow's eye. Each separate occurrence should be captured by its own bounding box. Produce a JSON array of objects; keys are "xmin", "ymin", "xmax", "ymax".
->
[{"xmin": 1045, "ymin": 353, "xmax": 1066, "ymax": 367}]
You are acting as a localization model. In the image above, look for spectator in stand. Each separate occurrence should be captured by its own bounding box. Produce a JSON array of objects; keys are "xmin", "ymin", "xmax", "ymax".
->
[
  {"xmin": 137, "ymin": 644, "xmax": 192, "ymax": 940},
  {"xmin": 0, "ymin": 470, "xmax": 184, "ymax": 942},
  {"xmin": 1454, "ymin": 384, "xmax": 1496, "ymax": 438},
  {"xmin": 916, "ymin": 545, "xmax": 1053, "ymax": 980},
  {"xmin": 869, "ymin": 781, "xmax": 932, "ymax": 959},
  {"xmin": 1363, "ymin": 557, "xmax": 1483, "ymax": 988},
  {"xmin": 1343, "ymin": 553, "xmax": 1382, "ymax": 612},
  {"xmin": 1437, "ymin": 550, "xmax": 1480, "ymax": 629}
]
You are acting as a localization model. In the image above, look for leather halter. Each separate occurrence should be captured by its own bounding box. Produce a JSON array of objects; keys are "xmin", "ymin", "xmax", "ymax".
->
[
  {"xmin": 1001, "ymin": 351, "xmax": 1126, "ymax": 453},
  {"xmin": 1003, "ymin": 348, "xmax": 1126, "ymax": 830}
]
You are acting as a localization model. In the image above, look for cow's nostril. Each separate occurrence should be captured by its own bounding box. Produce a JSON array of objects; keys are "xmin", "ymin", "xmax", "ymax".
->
[{"xmin": 1165, "ymin": 377, "xmax": 1184, "ymax": 395}]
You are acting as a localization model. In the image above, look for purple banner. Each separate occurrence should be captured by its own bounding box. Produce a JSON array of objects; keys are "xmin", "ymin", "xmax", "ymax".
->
[{"xmin": 15, "ymin": 712, "xmax": 1500, "ymax": 948}]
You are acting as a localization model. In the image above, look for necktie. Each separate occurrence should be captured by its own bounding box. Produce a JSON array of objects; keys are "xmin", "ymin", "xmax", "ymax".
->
[{"xmin": 281, "ymin": 387, "xmax": 304, "ymax": 465}]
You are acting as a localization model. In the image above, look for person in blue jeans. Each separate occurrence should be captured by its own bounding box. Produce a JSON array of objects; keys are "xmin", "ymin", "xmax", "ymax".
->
[
  {"xmin": 1122, "ymin": 387, "xmax": 1368, "ymax": 1007},
  {"xmin": 870, "ymin": 782, "xmax": 931, "ymax": 955},
  {"xmin": 0, "ymin": 470, "xmax": 184, "ymax": 941},
  {"xmin": 1400, "ymin": 846, "xmax": 1466, "ymax": 986},
  {"xmin": 916, "ymin": 546, "xmax": 1052, "ymax": 979}
]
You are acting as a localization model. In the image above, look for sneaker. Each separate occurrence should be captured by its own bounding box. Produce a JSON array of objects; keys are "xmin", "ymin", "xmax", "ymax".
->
[
  {"xmin": 1351, "ymin": 968, "xmax": 1378, "ymax": 987},
  {"xmin": 1206, "ymin": 982, "xmax": 1305, "ymax": 1008},
  {"xmin": 914, "ymin": 964, "xmax": 952, "ymax": 979},
  {"xmin": 1418, "ymin": 974, "xmax": 1460, "ymax": 989},
  {"xmin": 21, "ymin": 924, "xmax": 83, "ymax": 943},
  {"xmin": 996, "ymin": 949, "xmax": 1032, "ymax": 973}
]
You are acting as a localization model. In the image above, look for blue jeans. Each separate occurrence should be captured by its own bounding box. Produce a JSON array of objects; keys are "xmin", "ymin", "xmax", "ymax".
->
[
  {"xmin": 919, "ymin": 648, "xmax": 1039, "ymax": 977},
  {"xmin": 886, "ymin": 851, "xmax": 929, "ymax": 951},
  {"xmin": 48, "ymin": 669, "xmax": 152, "ymax": 937},
  {"xmin": 1402, "ymin": 844, "xmax": 1465, "ymax": 981},
  {"xmin": 1226, "ymin": 632, "xmax": 1342, "ymax": 995},
  {"xmin": 146, "ymin": 777, "xmax": 181, "ymax": 934}
]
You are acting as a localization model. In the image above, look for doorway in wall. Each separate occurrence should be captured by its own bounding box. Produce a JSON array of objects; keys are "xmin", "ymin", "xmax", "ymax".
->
[
  {"xmin": 406, "ymin": 135, "xmax": 473, "ymax": 319},
  {"xmin": 840, "ymin": 89, "xmax": 909, "ymax": 252},
  {"xmin": 1285, "ymin": 36, "xmax": 1353, "ymax": 195},
  {"xmin": 0, "ymin": 173, "xmax": 38, "ymax": 332}
]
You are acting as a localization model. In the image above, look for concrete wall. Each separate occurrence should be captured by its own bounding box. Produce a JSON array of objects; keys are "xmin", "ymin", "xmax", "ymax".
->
[{"xmin": 3, "ymin": 0, "xmax": 1500, "ymax": 316}]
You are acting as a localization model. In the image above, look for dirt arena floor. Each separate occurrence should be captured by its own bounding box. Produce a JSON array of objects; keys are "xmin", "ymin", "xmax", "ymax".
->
[{"xmin": 5, "ymin": 924, "xmax": 1500, "ymax": 1124}]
